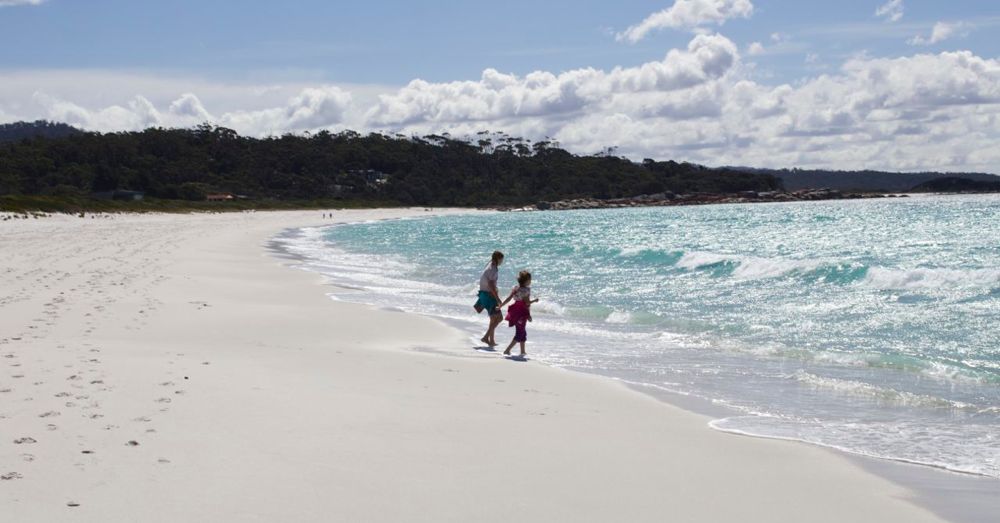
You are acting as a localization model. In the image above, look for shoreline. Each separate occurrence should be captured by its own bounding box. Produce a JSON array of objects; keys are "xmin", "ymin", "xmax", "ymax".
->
[
  {"xmin": 276, "ymin": 211, "xmax": 1000, "ymax": 523},
  {"xmin": 274, "ymin": 214, "xmax": 1000, "ymax": 521},
  {"xmin": 0, "ymin": 208, "xmax": 968, "ymax": 522}
]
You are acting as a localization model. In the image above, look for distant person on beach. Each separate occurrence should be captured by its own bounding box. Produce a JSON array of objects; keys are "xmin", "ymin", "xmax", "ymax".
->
[
  {"xmin": 500, "ymin": 270, "xmax": 538, "ymax": 357},
  {"xmin": 474, "ymin": 251, "xmax": 504, "ymax": 346}
]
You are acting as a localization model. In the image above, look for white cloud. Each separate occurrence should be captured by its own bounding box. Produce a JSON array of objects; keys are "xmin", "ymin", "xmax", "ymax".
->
[
  {"xmin": 742, "ymin": 33, "xmax": 808, "ymax": 58},
  {"xmin": 31, "ymin": 93, "xmax": 162, "ymax": 131},
  {"xmin": 168, "ymin": 93, "xmax": 212, "ymax": 121},
  {"xmin": 366, "ymin": 33, "xmax": 739, "ymax": 126},
  {"xmin": 0, "ymin": 0, "xmax": 45, "ymax": 6},
  {"xmin": 875, "ymin": 0, "xmax": 904, "ymax": 23},
  {"xmin": 363, "ymin": 37, "xmax": 1000, "ymax": 172},
  {"xmin": 22, "ymin": 86, "xmax": 352, "ymax": 136},
  {"xmin": 3, "ymin": 36, "xmax": 1000, "ymax": 173},
  {"xmin": 908, "ymin": 22, "xmax": 966, "ymax": 46},
  {"xmin": 616, "ymin": 0, "xmax": 753, "ymax": 42},
  {"xmin": 220, "ymin": 86, "xmax": 352, "ymax": 135}
]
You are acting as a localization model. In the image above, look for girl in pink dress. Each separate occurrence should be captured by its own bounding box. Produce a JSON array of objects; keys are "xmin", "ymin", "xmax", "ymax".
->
[{"xmin": 500, "ymin": 270, "xmax": 538, "ymax": 357}]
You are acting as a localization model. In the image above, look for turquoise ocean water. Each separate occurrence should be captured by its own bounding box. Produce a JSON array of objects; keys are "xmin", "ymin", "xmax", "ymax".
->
[{"xmin": 277, "ymin": 194, "xmax": 1000, "ymax": 478}]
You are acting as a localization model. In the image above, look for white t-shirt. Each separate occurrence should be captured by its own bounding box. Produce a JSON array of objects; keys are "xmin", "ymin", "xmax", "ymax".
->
[
  {"xmin": 479, "ymin": 263, "xmax": 499, "ymax": 292},
  {"xmin": 512, "ymin": 285, "xmax": 531, "ymax": 301}
]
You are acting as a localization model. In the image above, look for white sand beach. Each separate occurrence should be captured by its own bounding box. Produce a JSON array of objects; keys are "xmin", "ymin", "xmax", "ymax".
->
[{"xmin": 0, "ymin": 209, "xmax": 948, "ymax": 522}]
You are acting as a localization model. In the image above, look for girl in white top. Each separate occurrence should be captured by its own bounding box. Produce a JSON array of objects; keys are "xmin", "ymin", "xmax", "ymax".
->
[{"xmin": 500, "ymin": 270, "xmax": 538, "ymax": 357}]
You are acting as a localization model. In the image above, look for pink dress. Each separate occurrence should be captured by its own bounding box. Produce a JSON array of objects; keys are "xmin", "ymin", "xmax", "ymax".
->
[
  {"xmin": 505, "ymin": 286, "xmax": 531, "ymax": 342},
  {"xmin": 506, "ymin": 300, "xmax": 530, "ymax": 326}
]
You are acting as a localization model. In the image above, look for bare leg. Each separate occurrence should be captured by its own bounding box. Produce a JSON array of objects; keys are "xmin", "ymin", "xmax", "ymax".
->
[
  {"xmin": 482, "ymin": 313, "xmax": 498, "ymax": 344},
  {"xmin": 519, "ymin": 341, "xmax": 526, "ymax": 356},
  {"xmin": 486, "ymin": 313, "xmax": 502, "ymax": 345},
  {"xmin": 503, "ymin": 338, "xmax": 517, "ymax": 355}
]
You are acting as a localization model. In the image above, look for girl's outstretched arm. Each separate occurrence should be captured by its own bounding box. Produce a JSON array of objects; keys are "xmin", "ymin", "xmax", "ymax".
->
[{"xmin": 499, "ymin": 289, "xmax": 516, "ymax": 307}]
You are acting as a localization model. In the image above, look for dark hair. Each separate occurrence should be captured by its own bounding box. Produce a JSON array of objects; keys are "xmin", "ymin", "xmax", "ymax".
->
[
  {"xmin": 491, "ymin": 251, "xmax": 504, "ymax": 264},
  {"xmin": 517, "ymin": 270, "xmax": 531, "ymax": 287}
]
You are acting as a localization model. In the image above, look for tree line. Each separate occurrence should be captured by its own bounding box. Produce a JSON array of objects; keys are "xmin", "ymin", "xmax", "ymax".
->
[{"xmin": 0, "ymin": 122, "xmax": 781, "ymax": 207}]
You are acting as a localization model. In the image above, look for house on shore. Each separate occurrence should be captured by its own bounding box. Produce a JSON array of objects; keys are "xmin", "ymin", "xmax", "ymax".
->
[{"xmin": 348, "ymin": 169, "xmax": 389, "ymax": 188}]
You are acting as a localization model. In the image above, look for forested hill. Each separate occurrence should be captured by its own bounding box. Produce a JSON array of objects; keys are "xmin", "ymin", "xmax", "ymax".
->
[
  {"xmin": 0, "ymin": 120, "xmax": 82, "ymax": 143},
  {"xmin": 910, "ymin": 177, "xmax": 1000, "ymax": 193},
  {"xmin": 729, "ymin": 167, "xmax": 1000, "ymax": 192},
  {"xmin": 0, "ymin": 124, "xmax": 779, "ymax": 207}
]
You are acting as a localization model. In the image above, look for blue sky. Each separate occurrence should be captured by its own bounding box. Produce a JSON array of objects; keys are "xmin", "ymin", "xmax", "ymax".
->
[
  {"xmin": 3, "ymin": 0, "xmax": 997, "ymax": 83},
  {"xmin": 2, "ymin": 0, "xmax": 1000, "ymax": 172}
]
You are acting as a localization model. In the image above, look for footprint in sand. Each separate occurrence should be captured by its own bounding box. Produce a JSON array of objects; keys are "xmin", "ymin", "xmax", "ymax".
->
[
  {"xmin": 21, "ymin": 454, "xmax": 35, "ymax": 462},
  {"xmin": 155, "ymin": 398, "xmax": 171, "ymax": 404},
  {"xmin": 39, "ymin": 411, "xmax": 60, "ymax": 418},
  {"xmin": 55, "ymin": 392, "xmax": 71, "ymax": 398},
  {"xmin": 13, "ymin": 437, "xmax": 37, "ymax": 444},
  {"xmin": 67, "ymin": 502, "xmax": 80, "ymax": 507},
  {"xmin": 46, "ymin": 424, "xmax": 58, "ymax": 431},
  {"xmin": 1, "ymin": 472, "xmax": 23, "ymax": 480},
  {"xmin": 133, "ymin": 416, "xmax": 151, "ymax": 423}
]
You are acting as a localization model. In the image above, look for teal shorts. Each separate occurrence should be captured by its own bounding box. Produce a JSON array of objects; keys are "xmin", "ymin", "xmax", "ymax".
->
[{"xmin": 476, "ymin": 291, "xmax": 501, "ymax": 316}]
